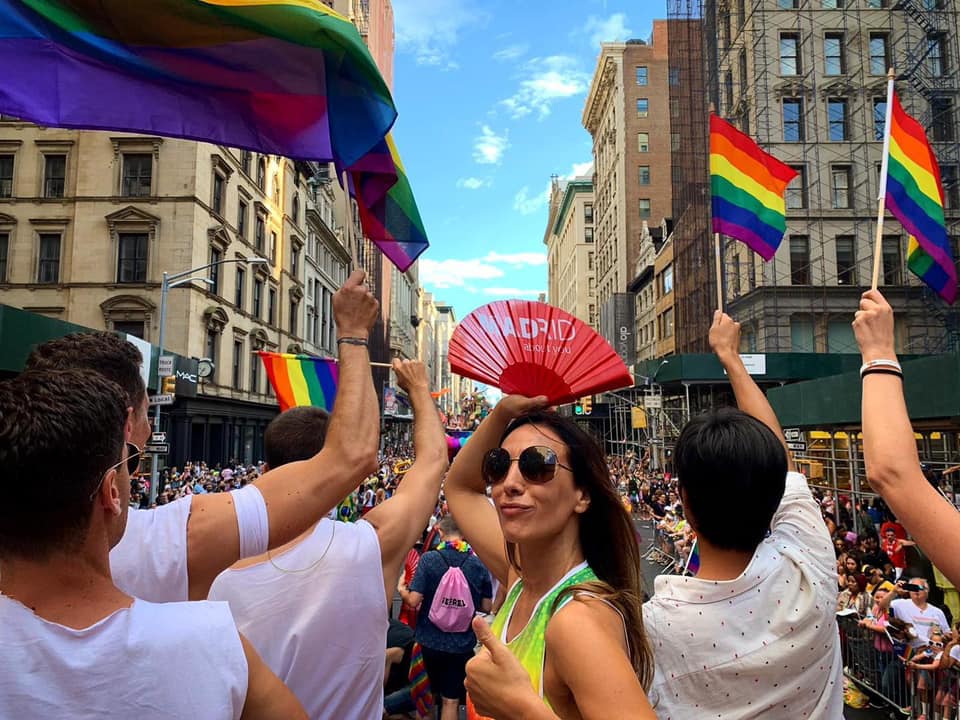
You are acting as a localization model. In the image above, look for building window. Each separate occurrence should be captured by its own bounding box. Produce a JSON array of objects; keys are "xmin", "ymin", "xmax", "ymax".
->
[
  {"xmin": 113, "ymin": 321, "xmax": 145, "ymax": 339},
  {"xmin": 780, "ymin": 33, "xmax": 801, "ymax": 75},
  {"xmin": 942, "ymin": 165, "xmax": 960, "ymax": 209},
  {"xmin": 269, "ymin": 231, "xmax": 277, "ymax": 262},
  {"xmin": 873, "ymin": 99, "xmax": 887, "ymax": 141},
  {"xmin": 870, "ymin": 33, "xmax": 890, "ymax": 75},
  {"xmin": 824, "ymin": 33, "xmax": 845, "ymax": 75},
  {"xmin": 121, "ymin": 154, "xmax": 152, "ymax": 197},
  {"xmin": 232, "ymin": 339, "xmax": 243, "ymax": 390},
  {"xmin": 292, "ymin": 192, "xmax": 300, "ymax": 225},
  {"xmin": 831, "ymin": 165, "xmax": 851, "ymax": 208},
  {"xmin": 928, "ymin": 34, "xmax": 947, "ymax": 78},
  {"xmin": 290, "ymin": 298, "xmax": 299, "ymax": 336},
  {"xmin": 866, "ymin": 0, "xmax": 887, "ymax": 6},
  {"xmin": 822, "ymin": 0, "xmax": 845, "ymax": 7},
  {"xmin": 584, "ymin": 203, "xmax": 593, "ymax": 223},
  {"xmin": 639, "ymin": 166, "xmax": 650, "ymax": 185},
  {"xmin": 931, "ymin": 97, "xmax": 955, "ymax": 142},
  {"xmin": 790, "ymin": 235, "xmax": 810, "ymax": 285},
  {"xmin": 235, "ymin": 267, "xmax": 245, "ymax": 310},
  {"xmin": 253, "ymin": 278, "xmax": 263, "ymax": 318},
  {"xmin": 291, "ymin": 245, "xmax": 300, "ymax": 276},
  {"xmin": 256, "ymin": 157, "xmax": 266, "ymax": 190},
  {"xmin": 791, "ymin": 316, "xmax": 815, "ymax": 352},
  {"xmin": 636, "ymin": 98, "xmax": 649, "ymax": 118},
  {"xmin": 238, "ymin": 199, "xmax": 248, "ymax": 239},
  {"xmin": 827, "ymin": 98, "xmax": 848, "ymax": 141},
  {"xmin": 584, "ymin": 227, "xmax": 594, "ymax": 243},
  {"xmin": 636, "ymin": 66, "xmax": 648, "ymax": 85},
  {"xmin": 663, "ymin": 264, "xmax": 674, "ymax": 294},
  {"xmin": 882, "ymin": 235, "xmax": 902, "ymax": 285},
  {"xmin": 783, "ymin": 98, "xmax": 804, "ymax": 142},
  {"xmin": 0, "ymin": 154, "xmax": 13, "ymax": 198},
  {"xmin": 250, "ymin": 346, "xmax": 260, "ymax": 393},
  {"xmin": 639, "ymin": 199, "xmax": 651, "ymax": 218},
  {"xmin": 212, "ymin": 172, "xmax": 225, "ymax": 216},
  {"xmin": 786, "ymin": 165, "xmax": 808, "ymax": 209},
  {"xmin": 241, "ymin": 150, "xmax": 251, "ymax": 176},
  {"xmin": 778, "ymin": 0, "xmax": 799, "ymax": 7},
  {"xmin": 43, "ymin": 154, "xmax": 66, "ymax": 198},
  {"xmin": 0, "ymin": 232, "xmax": 8, "ymax": 282},
  {"xmin": 255, "ymin": 214, "xmax": 265, "ymax": 252},
  {"xmin": 117, "ymin": 233, "xmax": 148, "ymax": 283},
  {"xmin": 206, "ymin": 330, "xmax": 219, "ymax": 381},
  {"xmin": 268, "ymin": 287, "xmax": 277, "ymax": 325},
  {"xmin": 638, "ymin": 133, "xmax": 649, "ymax": 153},
  {"xmin": 37, "ymin": 233, "xmax": 61, "ymax": 283},
  {"xmin": 209, "ymin": 246, "xmax": 222, "ymax": 296},
  {"xmin": 835, "ymin": 235, "xmax": 856, "ymax": 285}
]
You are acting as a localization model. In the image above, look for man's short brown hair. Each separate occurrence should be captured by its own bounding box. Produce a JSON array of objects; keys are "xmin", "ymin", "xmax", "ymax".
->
[{"xmin": 263, "ymin": 406, "xmax": 331, "ymax": 469}]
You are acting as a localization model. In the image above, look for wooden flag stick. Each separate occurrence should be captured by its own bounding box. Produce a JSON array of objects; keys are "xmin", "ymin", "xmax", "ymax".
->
[
  {"xmin": 714, "ymin": 233, "xmax": 724, "ymax": 311},
  {"xmin": 872, "ymin": 69, "xmax": 897, "ymax": 291}
]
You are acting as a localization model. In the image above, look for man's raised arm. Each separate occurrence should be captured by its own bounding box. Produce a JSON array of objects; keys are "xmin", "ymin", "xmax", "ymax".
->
[
  {"xmin": 186, "ymin": 270, "xmax": 381, "ymax": 598},
  {"xmin": 365, "ymin": 359, "xmax": 448, "ymax": 609},
  {"xmin": 709, "ymin": 310, "xmax": 796, "ymax": 472}
]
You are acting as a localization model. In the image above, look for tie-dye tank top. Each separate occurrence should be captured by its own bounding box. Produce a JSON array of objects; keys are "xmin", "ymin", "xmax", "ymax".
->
[{"xmin": 467, "ymin": 561, "xmax": 597, "ymax": 720}]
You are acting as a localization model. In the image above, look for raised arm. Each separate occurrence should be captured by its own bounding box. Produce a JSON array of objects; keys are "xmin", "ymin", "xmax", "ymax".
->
[
  {"xmin": 854, "ymin": 289, "xmax": 960, "ymax": 587},
  {"xmin": 364, "ymin": 359, "xmax": 448, "ymax": 609},
  {"xmin": 186, "ymin": 270, "xmax": 381, "ymax": 599},
  {"xmin": 709, "ymin": 310, "xmax": 796, "ymax": 472},
  {"xmin": 444, "ymin": 395, "xmax": 546, "ymax": 586}
]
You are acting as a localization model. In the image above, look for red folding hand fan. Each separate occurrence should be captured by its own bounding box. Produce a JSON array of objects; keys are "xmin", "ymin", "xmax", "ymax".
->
[{"xmin": 448, "ymin": 300, "xmax": 634, "ymax": 406}]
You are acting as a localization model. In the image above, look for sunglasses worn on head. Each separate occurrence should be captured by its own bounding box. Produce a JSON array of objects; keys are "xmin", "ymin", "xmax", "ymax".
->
[
  {"xmin": 482, "ymin": 445, "xmax": 572, "ymax": 485},
  {"xmin": 90, "ymin": 442, "xmax": 142, "ymax": 501}
]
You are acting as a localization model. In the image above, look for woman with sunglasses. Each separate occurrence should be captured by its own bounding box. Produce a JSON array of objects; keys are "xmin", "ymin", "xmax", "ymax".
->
[{"xmin": 445, "ymin": 395, "xmax": 656, "ymax": 720}]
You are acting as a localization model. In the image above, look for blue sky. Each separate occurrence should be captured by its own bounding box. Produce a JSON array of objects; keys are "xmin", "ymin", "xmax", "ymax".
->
[{"xmin": 389, "ymin": 0, "xmax": 659, "ymax": 321}]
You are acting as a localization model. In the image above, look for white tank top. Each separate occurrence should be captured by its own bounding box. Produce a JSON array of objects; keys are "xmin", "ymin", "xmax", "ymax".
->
[
  {"xmin": 111, "ymin": 498, "xmax": 192, "ymax": 602},
  {"xmin": 0, "ymin": 595, "xmax": 247, "ymax": 720},
  {"xmin": 209, "ymin": 518, "xmax": 387, "ymax": 720}
]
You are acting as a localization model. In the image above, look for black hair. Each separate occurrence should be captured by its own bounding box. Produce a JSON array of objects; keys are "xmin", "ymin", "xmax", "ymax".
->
[
  {"xmin": 0, "ymin": 369, "xmax": 128, "ymax": 559},
  {"xmin": 674, "ymin": 407, "xmax": 787, "ymax": 553},
  {"xmin": 263, "ymin": 406, "xmax": 331, "ymax": 469},
  {"xmin": 26, "ymin": 331, "xmax": 146, "ymax": 408}
]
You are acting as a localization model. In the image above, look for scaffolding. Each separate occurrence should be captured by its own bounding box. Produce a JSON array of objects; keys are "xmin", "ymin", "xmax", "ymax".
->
[{"xmin": 668, "ymin": 0, "xmax": 960, "ymax": 358}]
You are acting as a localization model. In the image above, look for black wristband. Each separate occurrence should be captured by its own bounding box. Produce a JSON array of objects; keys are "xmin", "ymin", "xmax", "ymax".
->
[
  {"xmin": 861, "ymin": 367, "xmax": 903, "ymax": 380},
  {"xmin": 337, "ymin": 336, "xmax": 368, "ymax": 347}
]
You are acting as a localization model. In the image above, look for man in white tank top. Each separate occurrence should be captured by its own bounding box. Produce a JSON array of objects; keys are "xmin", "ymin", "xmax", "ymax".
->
[
  {"xmin": 209, "ymin": 360, "xmax": 448, "ymax": 719},
  {"xmin": 25, "ymin": 270, "xmax": 382, "ymax": 602},
  {"xmin": 0, "ymin": 369, "xmax": 306, "ymax": 720}
]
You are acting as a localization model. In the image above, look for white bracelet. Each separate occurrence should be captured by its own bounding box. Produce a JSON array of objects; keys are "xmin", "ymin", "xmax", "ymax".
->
[
  {"xmin": 232, "ymin": 484, "xmax": 270, "ymax": 558},
  {"xmin": 860, "ymin": 359, "xmax": 902, "ymax": 376}
]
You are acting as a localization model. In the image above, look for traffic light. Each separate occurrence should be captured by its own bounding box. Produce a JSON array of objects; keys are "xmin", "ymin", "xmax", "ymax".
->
[{"xmin": 161, "ymin": 375, "xmax": 177, "ymax": 395}]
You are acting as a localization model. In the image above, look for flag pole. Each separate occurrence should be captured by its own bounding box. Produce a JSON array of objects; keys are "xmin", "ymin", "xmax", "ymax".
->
[
  {"xmin": 715, "ymin": 233, "xmax": 724, "ymax": 311},
  {"xmin": 872, "ymin": 69, "xmax": 897, "ymax": 291}
]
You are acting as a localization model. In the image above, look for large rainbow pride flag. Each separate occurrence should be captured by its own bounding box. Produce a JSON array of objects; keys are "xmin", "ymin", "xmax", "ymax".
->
[
  {"xmin": 0, "ymin": 0, "xmax": 428, "ymax": 271},
  {"xmin": 885, "ymin": 91, "xmax": 957, "ymax": 304},
  {"xmin": 710, "ymin": 114, "xmax": 798, "ymax": 260},
  {"xmin": 259, "ymin": 352, "xmax": 338, "ymax": 412}
]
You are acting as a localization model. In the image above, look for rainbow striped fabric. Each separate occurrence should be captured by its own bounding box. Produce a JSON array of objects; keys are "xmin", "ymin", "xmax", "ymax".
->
[
  {"xmin": 710, "ymin": 114, "xmax": 798, "ymax": 260},
  {"xmin": 258, "ymin": 352, "xmax": 338, "ymax": 412},
  {"xmin": 408, "ymin": 642, "xmax": 435, "ymax": 719},
  {"xmin": 886, "ymin": 92, "xmax": 957, "ymax": 304},
  {"xmin": 0, "ymin": 0, "xmax": 428, "ymax": 271}
]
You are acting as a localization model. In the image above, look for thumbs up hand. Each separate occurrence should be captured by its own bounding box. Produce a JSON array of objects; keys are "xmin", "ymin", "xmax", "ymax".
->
[{"xmin": 465, "ymin": 616, "xmax": 557, "ymax": 720}]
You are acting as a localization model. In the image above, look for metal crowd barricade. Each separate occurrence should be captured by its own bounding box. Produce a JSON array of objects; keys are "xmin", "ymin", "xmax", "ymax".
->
[
  {"xmin": 642, "ymin": 523, "xmax": 680, "ymax": 573},
  {"xmin": 906, "ymin": 655, "xmax": 960, "ymax": 720},
  {"xmin": 837, "ymin": 613, "xmax": 912, "ymax": 713}
]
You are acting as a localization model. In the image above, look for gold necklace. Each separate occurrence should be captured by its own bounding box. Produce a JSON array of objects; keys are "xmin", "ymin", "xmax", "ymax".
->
[{"xmin": 267, "ymin": 522, "xmax": 336, "ymax": 574}]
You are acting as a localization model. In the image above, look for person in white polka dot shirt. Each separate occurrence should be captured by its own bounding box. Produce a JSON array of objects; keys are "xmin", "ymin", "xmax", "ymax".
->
[{"xmin": 643, "ymin": 311, "xmax": 844, "ymax": 719}]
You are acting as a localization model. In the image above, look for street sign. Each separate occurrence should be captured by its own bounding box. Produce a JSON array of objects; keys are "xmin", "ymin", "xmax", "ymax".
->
[
  {"xmin": 784, "ymin": 428, "xmax": 802, "ymax": 442},
  {"xmin": 151, "ymin": 432, "xmax": 167, "ymax": 444},
  {"xmin": 786, "ymin": 441, "xmax": 807, "ymax": 453},
  {"xmin": 149, "ymin": 394, "xmax": 175, "ymax": 406},
  {"xmin": 644, "ymin": 395, "xmax": 662, "ymax": 409},
  {"xmin": 739, "ymin": 354, "xmax": 767, "ymax": 375},
  {"xmin": 158, "ymin": 355, "xmax": 174, "ymax": 376},
  {"xmin": 144, "ymin": 443, "xmax": 169, "ymax": 454}
]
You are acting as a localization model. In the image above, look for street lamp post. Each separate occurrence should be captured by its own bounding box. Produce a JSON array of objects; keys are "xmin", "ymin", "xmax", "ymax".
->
[{"xmin": 149, "ymin": 256, "xmax": 268, "ymax": 505}]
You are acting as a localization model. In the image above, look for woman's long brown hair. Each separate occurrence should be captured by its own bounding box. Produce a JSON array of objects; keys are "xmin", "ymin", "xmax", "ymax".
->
[{"xmin": 500, "ymin": 412, "xmax": 654, "ymax": 691}]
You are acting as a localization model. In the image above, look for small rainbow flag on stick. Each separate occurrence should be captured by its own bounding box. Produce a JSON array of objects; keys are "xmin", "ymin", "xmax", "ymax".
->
[
  {"xmin": 881, "ymin": 86, "xmax": 957, "ymax": 304},
  {"xmin": 259, "ymin": 352, "xmax": 338, "ymax": 412},
  {"xmin": 710, "ymin": 114, "xmax": 799, "ymax": 261}
]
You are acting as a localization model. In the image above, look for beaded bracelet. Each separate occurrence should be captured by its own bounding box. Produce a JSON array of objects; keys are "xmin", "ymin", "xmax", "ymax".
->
[{"xmin": 336, "ymin": 337, "xmax": 368, "ymax": 347}]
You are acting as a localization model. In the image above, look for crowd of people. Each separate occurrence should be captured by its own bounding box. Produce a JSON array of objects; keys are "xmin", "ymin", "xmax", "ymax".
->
[{"xmin": 5, "ymin": 276, "xmax": 960, "ymax": 719}]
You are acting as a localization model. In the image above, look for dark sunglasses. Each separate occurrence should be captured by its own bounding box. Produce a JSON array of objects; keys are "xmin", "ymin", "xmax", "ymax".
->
[
  {"xmin": 482, "ymin": 446, "xmax": 572, "ymax": 485},
  {"xmin": 90, "ymin": 442, "xmax": 142, "ymax": 501}
]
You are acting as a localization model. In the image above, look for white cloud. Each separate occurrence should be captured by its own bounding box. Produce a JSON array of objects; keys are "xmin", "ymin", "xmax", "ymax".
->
[
  {"xmin": 481, "ymin": 287, "xmax": 545, "ymax": 298},
  {"xmin": 393, "ymin": 0, "xmax": 482, "ymax": 69},
  {"xmin": 473, "ymin": 125, "xmax": 509, "ymax": 165},
  {"xmin": 501, "ymin": 56, "xmax": 590, "ymax": 120},
  {"xmin": 419, "ymin": 258, "xmax": 503, "ymax": 289},
  {"xmin": 483, "ymin": 251, "xmax": 547, "ymax": 267},
  {"xmin": 513, "ymin": 185, "xmax": 550, "ymax": 215},
  {"xmin": 583, "ymin": 13, "xmax": 633, "ymax": 48},
  {"xmin": 569, "ymin": 161, "xmax": 594, "ymax": 178},
  {"xmin": 456, "ymin": 177, "xmax": 489, "ymax": 190},
  {"xmin": 493, "ymin": 44, "xmax": 528, "ymax": 62}
]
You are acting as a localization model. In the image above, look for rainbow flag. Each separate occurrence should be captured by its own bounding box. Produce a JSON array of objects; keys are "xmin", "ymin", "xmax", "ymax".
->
[
  {"xmin": 884, "ymin": 92, "xmax": 957, "ymax": 304},
  {"xmin": 685, "ymin": 538, "xmax": 700, "ymax": 576},
  {"xmin": 259, "ymin": 352, "xmax": 338, "ymax": 412},
  {"xmin": 710, "ymin": 114, "xmax": 798, "ymax": 260},
  {"xmin": 408, "ymin": 642, "xmax": 435, "ymax": 719},
  {"xmin": 0, "ymin": 0, "xmax": 428, "ymax": 271}
]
